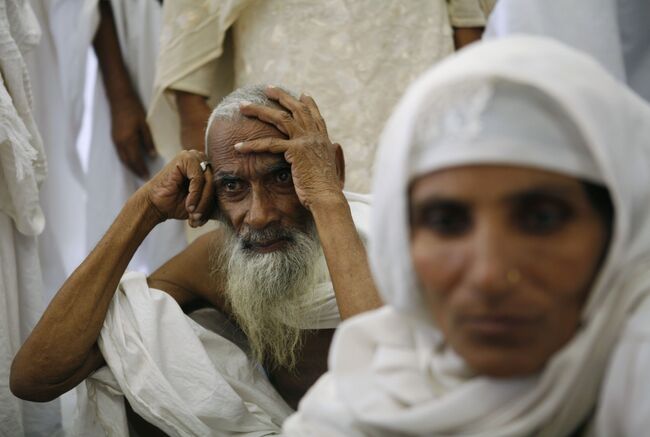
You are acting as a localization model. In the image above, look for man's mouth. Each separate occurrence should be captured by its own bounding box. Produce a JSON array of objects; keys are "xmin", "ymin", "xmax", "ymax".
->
[{"xmin": 243, "ymin": 237, "xmax": 292, "ymax": 253}]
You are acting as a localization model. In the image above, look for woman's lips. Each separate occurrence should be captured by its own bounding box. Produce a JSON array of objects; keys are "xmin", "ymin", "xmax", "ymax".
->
[{"xmin": 459, "ymin": 314, "xmax": 540, "ymax": 339}]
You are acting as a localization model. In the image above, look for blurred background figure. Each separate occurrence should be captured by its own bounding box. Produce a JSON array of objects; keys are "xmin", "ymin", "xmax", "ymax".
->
[
  {"xmin": 148, "ymin": 0, "xmax": 496, "ymax": 197},
  {"xmin": 21, "ymin": 0, "xmax": 185, "ymax": 432},
  {"xmin": 0, "ymin": 0, "xmax": 61, "ymax": 434},
  {"xmin": 485, "ymin": 0, "xmax": 650, "ymax": 102},
  {"xmin": 85, "ymin": 0, "xmax": 186, "ymax": 271},
  {"xmin": 27, "ymin": 0, "xmax": 185, "ymax": 303},
  {"xmin": 25, "ymin": 0, "xmax": 95, "ymax": 306}
]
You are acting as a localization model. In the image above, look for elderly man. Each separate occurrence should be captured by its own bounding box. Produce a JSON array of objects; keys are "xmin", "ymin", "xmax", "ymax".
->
[{"xmin": 10, "ymin": 85, "xmax": 381, "ymax": 434}]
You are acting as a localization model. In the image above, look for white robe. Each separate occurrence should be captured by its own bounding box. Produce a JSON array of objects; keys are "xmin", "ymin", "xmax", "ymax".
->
[
  {"xmin": 25, "ymin": 0, "xmax": 98, "ymax": 302},
  {"xmin": 484, "ymin": 0, "xmax": 650, "ymax": 102},
  {"xmin": 0, "ymin": 0, "xmax": 61, "ymax": 434}
]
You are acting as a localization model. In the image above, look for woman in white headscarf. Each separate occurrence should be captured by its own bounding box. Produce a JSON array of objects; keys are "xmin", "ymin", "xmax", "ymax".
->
[{"xmin": 283, "ymin": 36, "xmax": 650, "ymax": 436}]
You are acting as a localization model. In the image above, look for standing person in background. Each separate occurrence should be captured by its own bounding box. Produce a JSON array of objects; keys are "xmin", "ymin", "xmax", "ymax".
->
[
  {"xmin": 87, "ymin": 0, "xmax": 186, "ymax": 272},
  {"xmin": 485, "ymin": 0, "xmax": 650, "ymax": 102},
  {"xmin": 25, "ymin": 0, "xmax": 96, "ymax": 304},
  {"xmin": 148, "ymin": 0, "xmax": 495, "ymax": 199},
  {"xmin": 0, "ymin": 0, "xmax": 61, "ymax": 434}
]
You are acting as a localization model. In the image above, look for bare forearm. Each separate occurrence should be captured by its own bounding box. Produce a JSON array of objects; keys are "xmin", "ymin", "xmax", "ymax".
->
[
  {"xmin": 93, "ymin": 0, "xmax": 136, "ymax": 108},
  {"xmin": 175, "ymin": 90, "xmax": 212, "ymax": 151},
  {"xmin": 453, "ymin": 26, "xmax": 484, "ymax": 50},
  {"xmin": 11, "ymin": 191, "xmax": 161, "ymax": 400},
  {"xmin": 311, "ymin": 196, "xmax": 382, "ymax": 320}
]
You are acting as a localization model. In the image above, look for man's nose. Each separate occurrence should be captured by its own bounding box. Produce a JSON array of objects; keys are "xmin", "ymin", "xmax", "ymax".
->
[
  {"xmin": 467, "ymin": 223, "xmax": 517, "ymax": 299},
  {"xmin": 244, "ymin": 190, "xmax": 280, "ymax": 230}
]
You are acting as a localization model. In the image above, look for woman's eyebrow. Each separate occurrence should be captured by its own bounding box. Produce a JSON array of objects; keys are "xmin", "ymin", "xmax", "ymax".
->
[
  {"xmin": 504, "ymin": 185, "xmax": 578, "ymax": 203},
  {"xmin": 409, "ymin": 197, "xmax": 468, "ymax": 214}
]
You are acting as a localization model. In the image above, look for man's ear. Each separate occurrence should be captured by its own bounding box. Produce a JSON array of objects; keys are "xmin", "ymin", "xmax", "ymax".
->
[{"xmin": 333, "ymin": 143, "xmax": 345, "ymax": 189}]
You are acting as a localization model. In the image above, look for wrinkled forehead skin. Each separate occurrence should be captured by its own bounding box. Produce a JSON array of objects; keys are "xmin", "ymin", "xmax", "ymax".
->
[
  {"xmin": 207, "ymin": 117, "xmax": 287, "ymax": 167},
  {"xmin": 371, "ymin": 35, "xmax": 650, "ymax": 319}
]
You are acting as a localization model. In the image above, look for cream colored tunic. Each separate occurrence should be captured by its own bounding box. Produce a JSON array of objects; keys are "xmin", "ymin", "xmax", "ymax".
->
[{"xmin": 149, "ymin": 0, "xmax": 491, "ymax": 193}]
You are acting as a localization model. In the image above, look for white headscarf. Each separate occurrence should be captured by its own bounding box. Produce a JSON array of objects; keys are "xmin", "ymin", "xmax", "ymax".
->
[{"xmin": 283, "ymin": 36, "xmax": 650, "ymax": 436}]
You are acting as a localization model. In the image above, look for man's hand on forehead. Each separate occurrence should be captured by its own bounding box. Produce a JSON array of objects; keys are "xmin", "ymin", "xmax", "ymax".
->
[{"xmin": 236, "ymin": 86, "xmax": 345, "ymax": 210}]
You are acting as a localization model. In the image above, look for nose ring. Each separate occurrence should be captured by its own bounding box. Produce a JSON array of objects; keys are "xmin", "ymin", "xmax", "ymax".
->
[{"xmin": 506, "ymin": 268, "xmax": 521, "ymax": 285}]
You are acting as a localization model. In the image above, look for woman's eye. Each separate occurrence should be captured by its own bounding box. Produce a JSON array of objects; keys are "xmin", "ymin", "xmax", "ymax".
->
[
  {"xmin": 517, "ymin": 201, "xmax": 571, "ymax": 234},
  {"xmin": 275, "ymin": 169, "xmax": 292, "ymax": 184},
  {"xmin": 415, "ymin": 204, "xmax": 471, "ymax": 237}
]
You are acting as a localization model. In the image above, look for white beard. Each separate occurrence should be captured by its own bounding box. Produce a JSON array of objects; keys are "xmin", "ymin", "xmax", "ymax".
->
[{"xmin": 210, "ymin": 222, "xmax": 324, "ymax": 369}]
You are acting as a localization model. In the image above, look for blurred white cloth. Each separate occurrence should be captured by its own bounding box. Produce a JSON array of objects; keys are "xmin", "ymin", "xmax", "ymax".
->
[
  {"xmin": 285, "ymin": 36, "xmax": 650, "ymax": 436},
  {"xmin": 0, "ymin": 0, "xmax": 61, "ymax": 434},
  {"xmin": 484, "ymin": 0, "xmax": 650, "ymax": 102},
  {"xmin": 149, "ymin": 0, "xmax": 492, "ymax": 193},
  {"xmin": 85, "ymin": 0, "xmax": 186, "ymax": 274}
]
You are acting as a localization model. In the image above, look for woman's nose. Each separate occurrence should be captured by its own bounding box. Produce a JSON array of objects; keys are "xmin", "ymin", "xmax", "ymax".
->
[{"xmin": 467, "ymin": 222, "xmax": 518, "ymax": 299}]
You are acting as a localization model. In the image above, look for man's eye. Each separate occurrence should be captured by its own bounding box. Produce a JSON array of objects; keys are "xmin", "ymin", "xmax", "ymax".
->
[
  {"xmin": 275, "ymin": 169, "xmax": 292, "ymax": 184},
  {"xmin": 516, "ymin": 202, "xmax": 571, "ymax": 234},
  {"xmin": 414, "ymin": 205, "xmax": 471, "ymax": 237},
  {"xmin": 222, "ymin": 179, "xmax": 243, "ymax": 192}
]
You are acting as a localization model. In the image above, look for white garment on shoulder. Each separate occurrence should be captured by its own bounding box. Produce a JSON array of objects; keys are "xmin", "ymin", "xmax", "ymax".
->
[
  {"xmin": 72, "ymin": 272, "xmax": 293, "ymax": 437},
  {"xmin": 595, "ymin": 296, "xmax": 650, "ymax": 436}
]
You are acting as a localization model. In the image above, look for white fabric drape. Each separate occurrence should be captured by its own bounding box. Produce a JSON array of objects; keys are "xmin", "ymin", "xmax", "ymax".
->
[
  {"xmin": 284, "ymin": 36, "xmax": 650, "ymax": 436},
  {"xmin": 0, "ymin": 0, "xmax": 61, "ymax": 434},
  {"xmin": 72, "ymin": 272, "xmax": 293, "ymax": 437}
]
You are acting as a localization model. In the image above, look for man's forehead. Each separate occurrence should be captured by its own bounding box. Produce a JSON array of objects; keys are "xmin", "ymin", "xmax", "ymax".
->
[
  {"xmin": 208, "ymin": 118, "xmax": 285, "ymax": 160},
  {"xmin": 207, "ymin": 118, "xmax": 288, "ymax": 175}
]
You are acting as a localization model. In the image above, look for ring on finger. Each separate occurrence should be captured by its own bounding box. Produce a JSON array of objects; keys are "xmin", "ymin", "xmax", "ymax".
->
[{"xmin": 199, "ymin": 161, "xmax": 211, "ymax": 172}]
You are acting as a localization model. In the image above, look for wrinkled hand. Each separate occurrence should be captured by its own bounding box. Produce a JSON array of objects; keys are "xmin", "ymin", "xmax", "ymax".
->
[
  {"xmin": 236, "ymin": 86, "xmax": 345, "ymax": 210},
  {"xmin": 110, "ymin": 97, "xmax": 157, "ymax": 179},
  {"xmin": 140, "ymin": 150, "xmax": 215, "ymax": 227}
]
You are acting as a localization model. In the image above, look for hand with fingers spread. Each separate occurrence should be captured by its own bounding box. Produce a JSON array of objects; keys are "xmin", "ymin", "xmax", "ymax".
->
[
  {"xmin": 141, "ymin": 149, "xmax": 215, "ymax": 227},
  {"xmin": 236, "ymin": 86, "xmax": 345, "ymax": 210}
]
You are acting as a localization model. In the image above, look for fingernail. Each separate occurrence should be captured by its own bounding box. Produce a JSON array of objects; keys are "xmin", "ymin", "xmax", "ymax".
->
[
  {"xmin": 188, "ymin": 205, "xmax": 195, "ymax": 212},
  {"xmin": 302, "ymin": 91, "xmax": 311, "ymax": 98},
  {"xmin": 267, "ymin": 84, "xmax": 276, "ymax": 89},
  {"xmin": 239, "ymin": 100, "xmax": 251, "ymax": 108},
  {"xmin": 234, "ymin": 142, "xmax": 243, "ymax": 150},
  {"xmin": 192, "ymin": 213, "xmax": 202, "ymax": 220}
]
